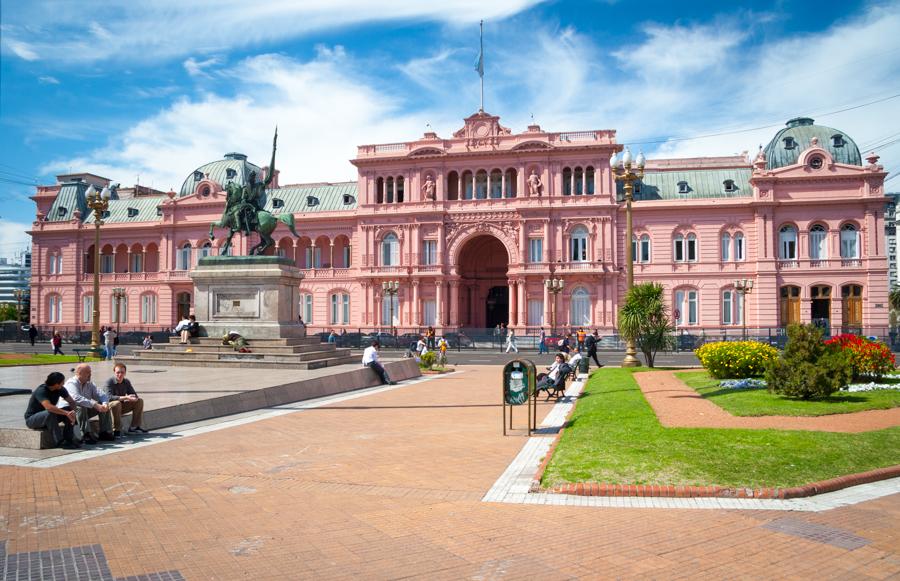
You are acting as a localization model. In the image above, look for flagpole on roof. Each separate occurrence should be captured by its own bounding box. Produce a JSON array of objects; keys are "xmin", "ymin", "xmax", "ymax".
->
[{"xmin": 480, "ymin": 20, "xmax": 484, "ymax": 112}]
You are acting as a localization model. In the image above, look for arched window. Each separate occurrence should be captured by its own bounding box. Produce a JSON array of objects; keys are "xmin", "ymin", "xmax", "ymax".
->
[
  {"xmin": 734, "ymin": 232, "xmax": 745, "ymax": 261},
  {"xmin": 199, "ymin": 241, "xmax": 213, "ymax": 260},
  {"xmin": 570, "ymin": 226, "xmax": 589, "ymax": 262},
  {"xmin": 809, "ymin": 224, "xmax": 827, "ymax": 260},
  {"xmin": 48, "ymin": 251, "xmax": 62, "ymax": 275},
  {"xmin": 462, "ymin": 170, "xmax": 474, "ymax": 200},
  {"xmin": 722, "ymin": 290, "xmax": 734, "ymax": 325},
  {"xmin": 331, "ymin": 293, "xmax": 350, "ymax": 325},
  {"xmin": 82, "ymin": 294, "xmax": 94, "ymax": 323},
  {"xmin": 475, "ymin": 170, "xmax": 488, "ymax": 199},
  {"xmin": 639, "ymin": 234, "xmax": 651, "ymax": 263},
  {"xmin": 570, "ymin": 288, "xmax": 592, "ymax": 325},
  {"xmin": 177, "ymin": 243, "xmax": 192, "ymax": 270},
  {"xmin": 385, "ymin": 177, "xmax": 394, "ymax": 204},
  {"xmin": 504, "ymin": 168, "xmax": 517, "ymax": 198},
  {"xmin": 779, "ymin": 226, "xmax": 797, "ymax": 260},
  {"xmin": 721, "ymin": 233, "xmax": 731, "ymax": 261},
  {"xmin": 574, "ymin": 167, "xmax": 584, "ymax": 195},
  {"xmin": 375, "ymin": 177, "xmax": 384, "ymax": 204},
  {"xmin": 100, "ymin": 247, "xmax": 114, "ymax": 273},
  {"xmin": 840, "ymin": 224, "xmax": 859, "ymax": 259},
  {"xmin": 396, "ymin": 176, "xmax": 404, "ymax": 203},
  {"xmin": 674, "ymin": 233, "xmax": 697, "ymax": 262},
  {"xmin": 585, "ymin": 166, "xmax": 595, "ymax": 195},
  {"xmin": 674, "ymin": 289, "xmax": 699, "ymax": 325},
  {"xmin": 447, "ymin": 171, "xmax": 459, "ymax": 201},
  {"xmin": 490, "ymin": 169, "xmax": 503, "ymax": 198},
  {"xmin": 140, "ymin": 293, "xmax": 157, "ymax": 323},
  {"xmin": 111, "ymin": 294, "xmax": 128, "ymax": 323},
  {"xmin": 381, "ymin": 233, "xmax": 399, "ymax": 266},
  {"xmin": 562, "ymin": 167, "xmax": 573, "ymax": 196},
  {"xmin": 300, "ymin": 293, "xmax": 313, "ymax": 324},
  {"xmin": 48, "ymin": 294, "xmax": 63, "ymax": 323}
]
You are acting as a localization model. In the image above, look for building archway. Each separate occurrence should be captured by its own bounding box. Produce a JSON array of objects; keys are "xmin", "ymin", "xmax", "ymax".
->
[{"xmin": 456, "ymin": 235, "xmax": 509, "ymax": 328}]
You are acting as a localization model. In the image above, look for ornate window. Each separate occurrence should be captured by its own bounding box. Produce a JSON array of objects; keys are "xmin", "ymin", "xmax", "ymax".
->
[
  {"xmin": 475, "ymin": 170, "xmax": 487, "ymax": 199},
  {"xmin": 140, "ymin": 293, "xmax": 157, "ymax": 324},
  {"xmin": 130, "ymin": 252, "xmax": 143, "ymax": 273},
  {"xmin": 674, "ymin": 289, "xmax": 699, "ymax": 325},
  {"xmin": 840, "ymin": 224, "xmax": 859, "ymax": 258},
  {"xmin": 331, "ymin": 293, "xmax": 350, "ymax": 325},
  {"xmin": 381, "ymin": 293, "xmax": 400, "ymax": 326},
  {"xmin": 734, "ymin": 232, "xmax": 745, "ymax": 261},
  {"xmin": 300, "ymin": 293, "xmax": 313, "ymax": 324},
  {"xmin": 529, "ymin": 238, "xmax": 543, "ymax": 263},
  {"xmin": 721, "ymin": 233, "xmax": 731, "ymax": 261},
  {"xmin": 381, "ymin": 233, "xmax": 400, "ymax": 266},
  {"xmin": 199, "ymin": 241, "xmax": 213, "ymax": 260},
  {"xmin": 562, "ymin": 167, "xmax": 573, "ymax": 196},
  {"xmin": 490, "ymin": 169, "xmax": 503, "ymax": 199},
  {"xmin": 809, "ymin": 224, "xmax": 827, "ymax": 260},
  {"xmin": 111, "ymin": 294, "xmax": 128, "ymax": 323},
  {"xmin": 177, "ymin": 243, "xmax": 192, "ymax": 270},
  {"xmin": 48, "ymin": 294, "xmax": 63, "ymax": 324},
  {"xmin": 570, "ymin": 287, "xmax": 591, "ymax": 325},
  {"xmin": 574, "ymin": 167, "xmax": 584, "ymax": 195},
  {"xmin": 570, "ymin": 226, "xmax": 589, "ymax": 262},
  {"xmin": 632, "ymin": 235, "xmax": 651, "ymax": 263},
  {"xmin": 82, "ymin": 294, "xmax": 93, "ymax": 323},
  {"xmin": 422, "ymin": 240, "xmax": 437, "ymax": 265},
  {"xmin": 674, "ymin": 233, "xmax": 697, "ymax": 262},
  {"xmin": 779, "ymin": 226, "xmax": 797, "ymax": 260}
]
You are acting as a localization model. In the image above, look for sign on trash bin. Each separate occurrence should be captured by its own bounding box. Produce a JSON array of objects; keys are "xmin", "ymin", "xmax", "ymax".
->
[{"xmin": 502, "ymin": 359, "xmax": 536, "ymax": 436}]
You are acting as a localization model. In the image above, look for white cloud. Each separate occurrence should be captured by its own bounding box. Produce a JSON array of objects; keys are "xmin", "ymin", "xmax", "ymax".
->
[
  {"xmin": 5, "ymin": 39, "xmax": 39, "ymax": 61},
  {"xmin": 2, "ymin": 1, "xmax": 546, "ymax": 65},
  {"xmin": 183, "ymin": 56, "xmax": 224, "ymax": 78},
  {"xmin": 37, "ymin": 75, "xmax": 60, "ymax": 85},
  {"xmin": 0, "ymin": 220, "xmax": 32, "ymax": 261}
]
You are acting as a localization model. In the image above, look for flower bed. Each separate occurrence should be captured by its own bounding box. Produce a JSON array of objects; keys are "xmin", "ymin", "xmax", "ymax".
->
[
  {"xmin": 695, "ymin": 341, "xmax": 778, "ymax": 379},
  {"xmin": 824, "ymin": 334, "xmax": 895, "ymax": 380},
  {"xmin": 719, "ymin": 377, "xmax": 899, "ymax": 393}
]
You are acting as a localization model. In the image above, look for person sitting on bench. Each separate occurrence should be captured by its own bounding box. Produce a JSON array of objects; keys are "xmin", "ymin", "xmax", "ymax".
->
[
  {"xmin": 536, "ymin": 354, "xmax": 566, "ymax": 391},
  {"xmin": 362, "ymin": 340, "xmax": 396, "ymax": 385},
  {"xmin": 24, "ymin": 371, "xmax": 80, "ymax": 449}
]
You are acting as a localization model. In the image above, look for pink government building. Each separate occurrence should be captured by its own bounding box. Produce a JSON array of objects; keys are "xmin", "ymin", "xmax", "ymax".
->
[{"xmin": 28, "ymin": 111, "xmax": 890, "ymax": 338}]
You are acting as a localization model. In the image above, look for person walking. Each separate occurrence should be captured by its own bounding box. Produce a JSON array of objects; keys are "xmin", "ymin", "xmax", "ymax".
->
[
  {"xmin": 538, "ymin": 327, "xmax": 548, "ymax": 354},
  {"xmin": 586, "ymin": 330, "xmax": 603, "ymax": 368},
  {"xmin": 103, "ymin": 327, "xmax": 117, "ymax": 361},
  {"xmin": 28, "ymin": 325, "xmax": 38, "ymax": 346},
  {"xmin": 504, "ymin": 327, "xmax": 519, "ymax": 353},
  {"xmin": 51, "ymin": 332, "xmax": 64, "ymax": 355}
]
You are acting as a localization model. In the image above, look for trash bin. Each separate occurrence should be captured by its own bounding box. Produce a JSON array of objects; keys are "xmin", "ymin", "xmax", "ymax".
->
[{"xmin": 577, "ymin": 356, "xmax": 589, "ymax": 374}]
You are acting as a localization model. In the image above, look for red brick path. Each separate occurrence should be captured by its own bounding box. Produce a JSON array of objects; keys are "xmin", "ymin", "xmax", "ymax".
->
[{"xmin": 1, "ymin": 366, "xmax": 898, "ymax": 579}]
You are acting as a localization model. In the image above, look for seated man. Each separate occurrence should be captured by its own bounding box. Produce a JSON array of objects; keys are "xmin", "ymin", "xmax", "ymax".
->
[
  {"xmin": 568, "ymin": 350, "xmax": 583, "ymax": 374},
  {"xmin": 24, "ymin": 371, "xmax": 80, "ymax": 449},
  {"xmin": 65, "ymin": 363, "xmax": 114, "ymax": 444},
  {"xmin": 362, "ymin": 340, "xmax": 396, "ymax": 385},
  {"xmin": 103, "ymin": 363, "xmax": 148, "ymax": 437},
  {"xmin": 536, "ymin": 353, "xmax": 566, "ymax": 391}
]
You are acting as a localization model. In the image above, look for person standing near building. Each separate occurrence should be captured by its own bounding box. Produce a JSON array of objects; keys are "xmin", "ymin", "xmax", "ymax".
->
[
  {"xmin": 538, "ymin": 327, "xmax": 548, "ymax": 355},
  {"xmin": 576, "ymin": 328, "xmax": 586, "ymax": 351},
  {"xmin": 103, "ymin": 327, "xmax": 117, "ymax": 360},
  {"xmin": 28, "ymin": 325, "xmax": 38, "ymax": 346},
  {"xmin": 505, "ymin": 327, "xmax": 519, "ymax": 353},
  {"xmin": 425, "ymin": 326, "xmax": 436, "ymax": 350}
]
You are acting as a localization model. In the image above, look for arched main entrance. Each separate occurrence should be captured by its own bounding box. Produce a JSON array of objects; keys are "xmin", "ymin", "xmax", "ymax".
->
[{"xmin": 457, "ymin": 235, "xmax": 509, "ymax": 328}]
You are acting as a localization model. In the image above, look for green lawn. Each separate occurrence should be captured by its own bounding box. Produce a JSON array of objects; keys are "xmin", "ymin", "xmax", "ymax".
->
[
  {"xmin": 677, "ymin": 370, "xmax": 900, "ymax": 416},
  {"xmin": 541, "ymin": 368, "xmax": 900, "ymax": 489},
  {"xmin": 0, "ymin": 353, "xmax": 100, "ymax": 367}
]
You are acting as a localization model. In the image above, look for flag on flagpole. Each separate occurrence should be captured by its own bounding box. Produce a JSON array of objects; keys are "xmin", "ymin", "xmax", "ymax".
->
[{"xmin": 474, "ymin": 20, "xmax": 484, "ymax": 78}]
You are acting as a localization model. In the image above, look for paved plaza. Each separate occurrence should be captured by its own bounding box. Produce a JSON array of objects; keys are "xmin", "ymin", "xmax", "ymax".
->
[{"xmin": 1, "ymin": 365, "xmax": 898, "ymax": 579}]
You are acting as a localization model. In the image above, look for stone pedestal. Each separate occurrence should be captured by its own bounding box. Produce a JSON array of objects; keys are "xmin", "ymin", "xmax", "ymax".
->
[{"xmin": 190, "ymin": 256, "xmax": 306, "ymax": 339}]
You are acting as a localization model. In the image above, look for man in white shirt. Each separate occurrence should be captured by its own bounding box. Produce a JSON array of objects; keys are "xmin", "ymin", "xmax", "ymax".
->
[
  {"xmin": 103, "ymin": 327, "xmax": 117, "ymax": 360},
  {"xmin": 362, "ymin": 341, "xmax": 396, "ymax": 385},
  {"xmin": 64, "ymin": 363, "xmax": 114, "ymax": 444}
]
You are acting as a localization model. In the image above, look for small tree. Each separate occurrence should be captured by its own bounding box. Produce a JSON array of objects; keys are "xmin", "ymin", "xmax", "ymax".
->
[
  {"xmin": 764, "ymin": 324, "xmax": 851, "ymax": 399},
  {"xmin": 0, "ymin": 303, "xmax": 18, "ymax": 322},
  {"xmin": 618, "ymin": 283, "xmax": 674, "ymax": 368}
]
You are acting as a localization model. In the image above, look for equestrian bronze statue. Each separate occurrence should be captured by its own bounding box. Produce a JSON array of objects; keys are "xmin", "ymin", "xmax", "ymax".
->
[{"xmin": 209, "ymin": 129, "xmax": 300, "ymax": 256}]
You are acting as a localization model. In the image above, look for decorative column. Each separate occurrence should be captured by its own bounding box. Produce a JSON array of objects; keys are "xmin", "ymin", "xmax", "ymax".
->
[
  {"xmin": 449, "ymin": 281, "xmax": 460, "ymax": 326},
  {"xmin": 517, "ymin": 279, "xmax": 526, "ymax": 327},
  {"xmin": 412, "ymin": 280, "xmax": 420, "ymax": 327},
  {"xmin": 374, "ymin": 290, "xmax": 382, "ymax": 326},
  {"xmin": 508, "ymin": 279, "xmax": 517, "ymax": 326},
  {"xmin": 435, "ymin": 281, "xmax": 443, "ymax": 327},
  {"xmin": 329, "ymin": 241, "xmax": 335, "ymax": 269},
  {"xmin": 457, "ymin": 174, "xmax": 463, "ymax": 200},
  {"xmin": 501, "ymin": 172, "xmax": 506, "ymax": 198}
]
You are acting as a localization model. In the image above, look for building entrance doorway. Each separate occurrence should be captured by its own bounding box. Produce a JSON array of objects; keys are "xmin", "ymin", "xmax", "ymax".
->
[
  {"xmin": 456, "ymin": 234, "xmax": 509, "ymax": 328},
  {"xmin": 811, "ymin": 285, "xmax": 831, "ymax": 330},
  {"xmin": 485, "ymin": 286, "xmax": 509, "ymax": 329},
  {"xmin": 176, "ymin": 292, "xmax": 192, "ymax": 320}
]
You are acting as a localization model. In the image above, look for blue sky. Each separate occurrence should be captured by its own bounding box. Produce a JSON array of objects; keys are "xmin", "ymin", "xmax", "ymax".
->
[{"xmin": 2, "ymin": 0, "xmax": 900, "ymax": 259}]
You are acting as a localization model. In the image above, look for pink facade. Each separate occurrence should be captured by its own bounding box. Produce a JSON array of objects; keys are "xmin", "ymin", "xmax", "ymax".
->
[{"xmin": 28, "ymin": 112, "xmax": 890, "ymax": 335}]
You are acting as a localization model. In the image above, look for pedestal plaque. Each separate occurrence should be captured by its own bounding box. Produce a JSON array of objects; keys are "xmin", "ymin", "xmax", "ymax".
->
[{"xmin": 190, "ymin": 256, "xmax": 306, "ymax": 339}]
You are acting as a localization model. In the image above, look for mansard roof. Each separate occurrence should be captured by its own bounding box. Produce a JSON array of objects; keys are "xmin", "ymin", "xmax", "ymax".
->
[
  {"xmin": 623, "ymin": 164, "xmax": 753, "ymax": 201},
  {"xmin": 260, "ymin": 182, "xmax": 358, "ymax": 213},
  {"xmin": 45, "ymin": 181, "xmax": 91, "ymax": 222}
]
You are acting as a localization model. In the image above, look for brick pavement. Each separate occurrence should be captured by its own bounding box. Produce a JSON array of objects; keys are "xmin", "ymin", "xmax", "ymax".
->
[
  {"xmin": 635, "ymin": 369, "xmax": 900, "ymax": 432},
  {"xmin": 1, "ymin": 365, "xmax": 898, "ymax": 579}
]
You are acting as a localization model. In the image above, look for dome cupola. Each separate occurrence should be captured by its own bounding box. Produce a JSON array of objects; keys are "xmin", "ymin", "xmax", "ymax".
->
[{"xmin": 763, "ymin": 117, "xmax": 861, "ymax": 169}]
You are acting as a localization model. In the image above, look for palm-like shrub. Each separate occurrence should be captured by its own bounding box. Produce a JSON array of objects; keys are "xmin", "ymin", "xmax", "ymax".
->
[
  {"xmin": 764, "ymin": 324, "xmax": 851, "ymax": 399},
  {"xmin": 618, "ymin": 283, "xmax": 674, "ymax": 368}
]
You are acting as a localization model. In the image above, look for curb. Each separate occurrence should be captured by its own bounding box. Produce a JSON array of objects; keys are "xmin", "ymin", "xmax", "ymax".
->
[{"xmin": 529, "ymin": 375, "xmax": 900, "ymax": 499}]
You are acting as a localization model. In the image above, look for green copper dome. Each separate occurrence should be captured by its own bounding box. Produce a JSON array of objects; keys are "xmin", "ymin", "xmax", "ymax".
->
[
  {"xmin": 763, "ymin": 117, "xmax": 861, "ymax": 170},
  {"xmin": 179, "ymin": 152, "xmax": 264, "ymax": 197}
]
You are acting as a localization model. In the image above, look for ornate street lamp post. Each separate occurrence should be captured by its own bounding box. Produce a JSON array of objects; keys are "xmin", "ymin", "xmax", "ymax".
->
[
  {"xmin": 734, "ymin": 278, "xmax": 754, "ymax": 340},
  {"xmin": 112, "ymin": 287, "xmax": 126, "ymax": 336},
  {"xmin": 544, "ymin": 278, "xmax": 564, "ymax": 338},
  {"xmin": 85, "ymin": 185, "xmax": 111, "ymax": 357},
  {"xmin": 382, "ymin": 280, "xmax": 400, "ymax": 337},
  {"xmin": 611, "ymin": 147, "xmax": 645, "ymax": 368}
]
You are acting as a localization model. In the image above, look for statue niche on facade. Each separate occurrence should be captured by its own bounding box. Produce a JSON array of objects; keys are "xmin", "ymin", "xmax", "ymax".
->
[{"xmin": 209, "ymin": 129, "xmax": 300, "ymax": 256}]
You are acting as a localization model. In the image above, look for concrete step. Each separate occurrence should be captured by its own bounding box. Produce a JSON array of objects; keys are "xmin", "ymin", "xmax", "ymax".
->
[
  {"xmin": 153, "ymin": 343, "xmax": 336, "ymax": 355},
  {"xmin": 131, "ymin": 347, "xmax": 351, "ymax": 362},
  {"xmin": 168, "ymin": 337, "xmax": 324, "ymax": 347},
  {"xmin": 115, "ymin": 354, "xmax": 359, "ymax": 370}
]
